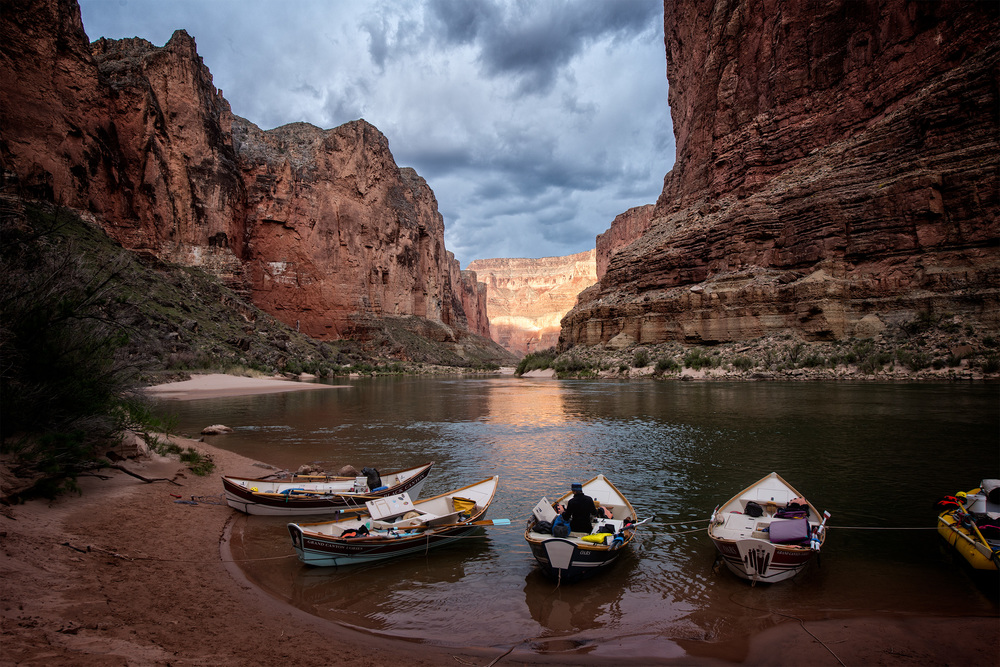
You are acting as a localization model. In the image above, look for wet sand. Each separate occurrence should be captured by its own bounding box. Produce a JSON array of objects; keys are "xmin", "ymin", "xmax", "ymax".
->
[{"xmin": 1, "ymin": 373, "xmax": 996, "ymax": 665}]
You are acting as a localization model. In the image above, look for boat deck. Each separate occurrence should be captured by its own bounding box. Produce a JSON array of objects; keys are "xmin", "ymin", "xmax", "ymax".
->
[{"xmin": 711, "ymin": 511, "xmax": 813, "ymax": 542}]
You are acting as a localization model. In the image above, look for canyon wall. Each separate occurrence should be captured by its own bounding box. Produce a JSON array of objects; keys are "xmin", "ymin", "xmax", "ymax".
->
[
  {"xmin": 562, "ymin": 0, "xmax": 999, "ymax": 348},
  {"xmin": 595, "ymin": 204, "xmax": 655, "ymax": 280},
  {"xmin": 468, "ymin": 251, "xmax": 597, "ymax": 355},
  {"xmin": 0, "ymin": 0, "xmax": 494, "ymax": 352}
]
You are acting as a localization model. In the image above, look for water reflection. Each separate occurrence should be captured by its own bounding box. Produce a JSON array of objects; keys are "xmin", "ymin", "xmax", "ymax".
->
[{"xmin": 161, "ymin": 378, "xmax": 999, "ymax": 655}]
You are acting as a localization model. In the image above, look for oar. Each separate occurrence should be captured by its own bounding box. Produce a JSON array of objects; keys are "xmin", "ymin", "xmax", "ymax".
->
[
  {"xmin": 416, "ymin": 518, "xmax": 511, "ymax": 530},
  {"xmin": 951, "ymin": 498, "xmax": 1000, "ymax": 567}
]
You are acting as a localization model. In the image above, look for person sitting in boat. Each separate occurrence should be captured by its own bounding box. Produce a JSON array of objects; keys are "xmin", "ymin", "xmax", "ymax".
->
[{"xmin": 563, "ymin": 482, "xmax": 598, "ymax": 533}]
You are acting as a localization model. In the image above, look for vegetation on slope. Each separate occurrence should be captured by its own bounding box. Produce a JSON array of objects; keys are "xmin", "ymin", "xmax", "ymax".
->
[{"xmin": 0, "ymin": 197, "xmax": 511, "ymax": 499}]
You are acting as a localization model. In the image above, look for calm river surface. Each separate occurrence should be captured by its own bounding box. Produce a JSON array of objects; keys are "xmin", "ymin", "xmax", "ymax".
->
[{"xmin": 154, "ymin": 377, "xmax": 999, "ymax": 659}]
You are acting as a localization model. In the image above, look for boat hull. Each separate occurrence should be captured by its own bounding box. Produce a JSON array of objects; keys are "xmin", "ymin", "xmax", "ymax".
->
[
  {"xmin": 527, "ymin": 537, "xmax": 626, "ymax": 582},
  {"xmin": 288, "ymin": 476, "xmax": 499, "ymax": 568},
  {"xmin": 223, "ymin": 463, "xmax": 432, "ymax": 516},
  {"xmin": 937, "ymin": 511, "xmax": 999, "ymax": 572},
  {"xmin": 710, "ymin": 537, "xmax": 815, "ymax": 583},
  {"xmin": 289, "ymin": 523, "xmax": 483, "ymax": 567}
]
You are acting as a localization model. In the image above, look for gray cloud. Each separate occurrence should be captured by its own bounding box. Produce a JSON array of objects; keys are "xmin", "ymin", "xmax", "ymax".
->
[{"xmin": 78, "ymin": 0, "xmax": 673, "ymax": 267}]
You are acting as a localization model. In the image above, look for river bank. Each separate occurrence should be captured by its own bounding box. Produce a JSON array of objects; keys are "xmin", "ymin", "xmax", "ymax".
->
[{"xmin": 1, "ymin": 374, "xmax": 996, "ymax": 665}]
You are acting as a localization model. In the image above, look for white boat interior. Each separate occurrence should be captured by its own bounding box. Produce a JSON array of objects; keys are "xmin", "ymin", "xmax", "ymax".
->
[
  {"xmin": 298, "ymin": 479, "xmax": 496, "ymax": 539},
  {"xmin": 710, "ymin": 473, "xmax": 819, "ymax": 545}
]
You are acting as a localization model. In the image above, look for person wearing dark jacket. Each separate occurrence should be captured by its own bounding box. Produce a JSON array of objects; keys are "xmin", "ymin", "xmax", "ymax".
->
[{"xmin": 563, "ymin": 482, "xmax": 597, "ymax": 533}]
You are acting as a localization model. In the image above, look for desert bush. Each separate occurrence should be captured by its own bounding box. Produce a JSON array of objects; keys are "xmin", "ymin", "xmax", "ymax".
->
[
  {"xmin": 0, "ymin": 205, "xmax": 158, "ymax": 497},
  {"xmin": 981, "ymin": 355, "xmax": 1000, "ymax": 374},
  {"xmin": 655, "ymin": 357, "xmax": 680, "ymax": 374},
  {"xmin": 896, "ymin": 349, "xmax": 931, "ymax": 371},
  {"xmin": 632, "ymin": 349, "xmax": 650, "ymax": 368},
  {"xmin": 516, "ymin": 348, "xmax": 557, "ymax": 375},
  {"xmin": 684, "ymin": 348, "xmax": 716, "ymax": 370}
]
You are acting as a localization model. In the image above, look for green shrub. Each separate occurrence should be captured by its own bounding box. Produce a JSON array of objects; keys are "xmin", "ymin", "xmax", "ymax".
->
[
  {"xmin": 897, "ymin": 349, "xmax": 931, "ymax": 371},
  {"xmin": 554, "ymin": 355, "xmax": 589, "ymax": 373},
  {"xmin": 179, "ymin": 447, "xmax": 215, "ymax": 476},
  {"xmin": 982, "ymin": 355, "xmax": 1000, "ymax": 374},
  {"xmin": 655, "ymin": 357, "xmax": 680, "ymax": 373},
  {"xmin": 732, "ymin": 356, "xmax": 755, "ymax": 371},
  {"xmin": 684, "ymin": 348, "xmax": 714, "ymax": 370},
  {"xmin": 632, "ymin": 349, "xmax": 650, "ymax": 368},
  {"xmin": 515, "ymin": 348, "xmax": 557, "ymax": 375}
]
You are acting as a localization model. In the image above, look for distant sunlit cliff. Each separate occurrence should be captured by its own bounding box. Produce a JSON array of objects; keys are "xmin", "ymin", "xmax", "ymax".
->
[{"xmin": 467, "ymin": 251, "xmax": 597, "ymax": 355}]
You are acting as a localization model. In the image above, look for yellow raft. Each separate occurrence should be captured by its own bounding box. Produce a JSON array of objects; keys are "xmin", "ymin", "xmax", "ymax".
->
[{"xmin": 936, "ymin": 480, "xmax": 1000, "ymax": 572}]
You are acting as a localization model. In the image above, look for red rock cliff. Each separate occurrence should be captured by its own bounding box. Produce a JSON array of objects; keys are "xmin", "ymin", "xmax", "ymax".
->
[
  {"xmin": 0, "ymin": 0, "xmax": 490, "ymax": 343},
  {"xmin": 596, "ymin": 204, "xmax": 655, "ymax": 280},
  {"xmin": 562, "ymin": 0, "xmax": 999, "ymax": 348},
  {"xmin": 468, "ymin": 251, "xmax": 597, "ymax": 355}
]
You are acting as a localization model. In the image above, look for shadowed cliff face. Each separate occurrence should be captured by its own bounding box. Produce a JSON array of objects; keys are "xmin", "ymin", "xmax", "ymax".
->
[
  {"xmin": 468, "ymin": 251, "xmax": 597, "ymax": 355},
  {"xmin": 0, "ymin": 0, "xmax": 490, "ymax": 346},
  {"xmin": 562, "ymin": 0, "xmax": 999, "ymax": 348}
]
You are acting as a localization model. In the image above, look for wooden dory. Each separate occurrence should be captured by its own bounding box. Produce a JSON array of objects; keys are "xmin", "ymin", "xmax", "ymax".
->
[
  {"xmin": 708, "ymin": 472, "xmax": 830, "ymax": 584},
  {"xmin": 287, "ymin": 476, "xmax": 500, "ymax": 567},
  {"xmin": 222, "ymin": 462, "xmax": 434, "ymax": 516},
  {"xmin": 524, "ymin": 474, "xmax": 641, "ymax": 583}
]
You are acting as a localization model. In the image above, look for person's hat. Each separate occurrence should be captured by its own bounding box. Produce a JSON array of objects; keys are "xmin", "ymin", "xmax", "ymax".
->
[{"xmin": 571, "ymin": 483, "xmax": 583, "ymax": 492}]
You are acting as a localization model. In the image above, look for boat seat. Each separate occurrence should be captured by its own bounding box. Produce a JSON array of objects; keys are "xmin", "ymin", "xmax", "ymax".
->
[
  {"xmin": 424, "ymin": 511, "xmax": 461, "ymax": 527},
  {"xmin": 592, "ymin": 519, "xmax": 623, "ymax": 534}
]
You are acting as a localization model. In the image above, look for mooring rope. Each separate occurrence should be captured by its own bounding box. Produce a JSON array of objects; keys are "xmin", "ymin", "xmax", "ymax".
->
[
  {"xmin": 728, "ymin": 593, "xmax": 847, "ymax": 667},
  {"xmin": 826, "ymin": 525, "xmax": 938, "ymax": 530}
]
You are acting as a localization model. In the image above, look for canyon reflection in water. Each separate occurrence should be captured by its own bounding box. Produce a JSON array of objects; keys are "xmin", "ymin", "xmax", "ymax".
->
[{"xmin": 157, "ymin": 377, "xmax": 999, "ymax": 658}]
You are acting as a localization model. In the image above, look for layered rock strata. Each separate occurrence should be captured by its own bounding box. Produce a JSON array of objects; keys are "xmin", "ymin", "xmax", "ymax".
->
[
  {"xmin": 562, "ymin": 0, "xmax": 999, "ymax": 348},
  {"xmin": 468, "ymin": 251, "xmax": 597, "ymax": 355},
  {"xmin": 596, "ymin": 204, "xmax": 655, "ymax": 280},
  {"xmin": 0, "ymin": 0, "xmax": 490, "ymax": 346}
]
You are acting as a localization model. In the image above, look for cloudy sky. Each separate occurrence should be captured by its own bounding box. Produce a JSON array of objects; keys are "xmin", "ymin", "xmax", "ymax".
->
[{"xmin": 78, "ymin": 0, "xmax": 674, "ymax": 267}]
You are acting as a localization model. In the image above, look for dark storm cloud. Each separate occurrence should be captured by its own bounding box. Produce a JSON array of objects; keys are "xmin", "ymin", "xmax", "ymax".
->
[{"xmin": 426, "ymin": 0, "xmax": 660, "ymax": 94}]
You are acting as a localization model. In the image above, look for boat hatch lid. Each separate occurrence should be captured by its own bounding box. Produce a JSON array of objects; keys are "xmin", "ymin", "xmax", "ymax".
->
[
  {"xmin": 366, "ymin": 492, "xmax": 415, "ymax": 520},
  {"xmin": 532, "ymin": 497, "xmax": 557, "ymax": 523}
]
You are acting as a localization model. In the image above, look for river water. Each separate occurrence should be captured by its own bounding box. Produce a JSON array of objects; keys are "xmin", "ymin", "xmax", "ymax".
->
[{"xmin": 154, "ymin": 377, "xmax": 999, "ymax": 660}]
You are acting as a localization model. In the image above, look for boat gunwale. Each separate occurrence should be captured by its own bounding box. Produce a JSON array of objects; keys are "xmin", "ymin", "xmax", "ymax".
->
[{"xmin": 294, "ymin": 475, "xmax": 500, "ymax": 540}]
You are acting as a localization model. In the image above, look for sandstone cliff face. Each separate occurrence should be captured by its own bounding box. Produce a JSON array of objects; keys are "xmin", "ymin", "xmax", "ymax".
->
[
  {"xmin": 233, "ymin": 118, "xmax": 486, "ymax": 339},
  {"xmin": 596, "ymin": 204, "xmax": 655, "ymax": 280},
  {"xmin": 0, "ymin": 0, "xmax": 491, "ymax": 348},
  {"xmin": 562, "ymin": 0, "xmax": 999, "ymax": 348},
  {"xmin": 468, "ymin": 251, "xmax": 597, "ymax": 355}
]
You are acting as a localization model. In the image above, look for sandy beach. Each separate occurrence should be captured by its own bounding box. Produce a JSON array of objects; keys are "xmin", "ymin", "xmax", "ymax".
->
[
  {"xmin": 1, "ymin": 373, "xmax": 996, "ymax": 665},
  {"xmin": 140, "ymin": 373, "xmax": 345, "ymax": 400}
]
